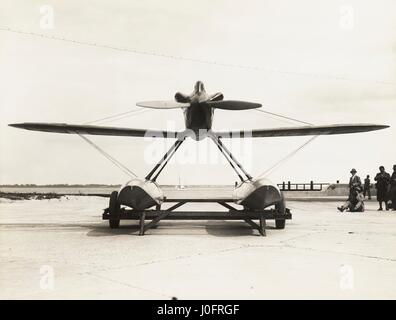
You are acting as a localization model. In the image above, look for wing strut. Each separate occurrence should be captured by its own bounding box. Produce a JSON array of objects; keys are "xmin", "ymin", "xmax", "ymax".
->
[
  {"xmin": 252, "ymin": 108, "xmax": 313, "ymax": 126},
  {"xmin": 78, "ymin": 134, "xmax": 138, "ymax": 178},
  {"xmin": 256, "ymin": 135, "xmax": 319, "ymax": 179},
  {"xmin": 145, "ymin": 136, "xmax": 186, "ymax": 182},
  {"xmin": 211, "ymin": 137, "xmax": 245, "ymax": 182},
  {"xmin": 145, "ymin": 131, "xmax": 254, "ymax": 183},
  {"xmin": 209, "ymin": 132, "xmax": 253, "ymax": 182}
]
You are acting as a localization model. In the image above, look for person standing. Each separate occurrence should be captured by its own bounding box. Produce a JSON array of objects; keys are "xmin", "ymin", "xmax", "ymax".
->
[
  {"xmin": 349, "ymin": 168, "xmax": 362, "ymax": 192},
  {"xmin": 363, "ymin": 175, "xmax": 371, "ymax": 199},
  {"xmin": 374, "ymin": 166, "xmax": 390, "ymax": 211},
  {"xmin": 337, "ymin": 168, "xmax": 362, "ymax": 212},
  {"xmin": 390, "ymin": 165, "xmax": 396, "ymax": 210}
]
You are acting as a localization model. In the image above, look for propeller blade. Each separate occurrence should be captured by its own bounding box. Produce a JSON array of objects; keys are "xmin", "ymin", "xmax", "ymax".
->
[
  {"xmin": 174, "ymin": 92, "xmax": 191, "ymax": 103},
  {"xmin": 206, "ymin": 100, "xmax": 261, "ymax": 110},
  {"xmin": 136, "ymin": 100, "xmax": 190, "ymax": 109},
  {"xmin": 208, "ymin": 92, "xmax": 224, "ymax": 101}
]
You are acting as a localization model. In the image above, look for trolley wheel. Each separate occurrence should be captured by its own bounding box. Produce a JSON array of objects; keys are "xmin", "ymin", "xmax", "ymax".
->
[
  {"xmin": 109, "ymin": 191, "xmax": 120, "ymax": 229},
  {"xmin": 275, "ymin": 195, "xmax": 286, "ymax": 229}
]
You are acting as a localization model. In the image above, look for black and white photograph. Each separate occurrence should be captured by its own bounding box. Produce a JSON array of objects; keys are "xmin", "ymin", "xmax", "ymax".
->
[{"xmin": 0, "ymin": 0, "xmax": 395, "ymax": 303}]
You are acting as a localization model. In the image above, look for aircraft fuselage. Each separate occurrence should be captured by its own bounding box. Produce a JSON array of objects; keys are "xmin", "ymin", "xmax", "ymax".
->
[{"xmin": 179, "ymin": 81, "xmax": 216, "ymax": 140}]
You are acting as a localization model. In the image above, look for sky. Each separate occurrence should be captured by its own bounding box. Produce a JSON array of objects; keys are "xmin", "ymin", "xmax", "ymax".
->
[{"xmin": 0, "ymin": 0, "xmax": 395, "ymax": 185}]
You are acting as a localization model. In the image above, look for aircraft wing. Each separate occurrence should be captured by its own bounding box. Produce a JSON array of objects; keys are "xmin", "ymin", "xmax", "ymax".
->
[
  {"xmin": 9, "ymin": 123, "xmax": 389, "ymax": 138},
  {"xmin": 8, "ymin": 123, "xmax": 180, "ymax": 138},
  {"xmin": 214, "ymin": 124, "xmax": 389, "ymax": 138}
]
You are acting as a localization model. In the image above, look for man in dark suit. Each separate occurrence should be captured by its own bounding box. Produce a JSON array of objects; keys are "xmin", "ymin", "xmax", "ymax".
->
[
  {"xmin": 374, "ymin": 166, "xmax": 391, "ymax": 211},
  {"xmin": 390, "ymin": 165, "xmax": 396, "ymax": 210},
  {"xmin": 363, "ymin": 175, "xmax": 371, "ymax": 199}
]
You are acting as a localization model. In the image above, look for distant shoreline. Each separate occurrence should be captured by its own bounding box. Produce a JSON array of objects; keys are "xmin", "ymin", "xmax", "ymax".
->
[
  {"xmin": 0, "ymin": 184, "xmax": 122, "ymax": 188},
  {"xmin": 0, "ymin": 183, "xmax": 336, "ymax": 188},
  {"xmin": 2, "ymin": 182, "xmax": 367, "ymax": 203},
  {"xmin": 0, "ymin": 184, "xmax": 234, "ymax": 188},
  {"xmin": 0, "ymin": 183, "xmax": 360, "ymax": 202}
]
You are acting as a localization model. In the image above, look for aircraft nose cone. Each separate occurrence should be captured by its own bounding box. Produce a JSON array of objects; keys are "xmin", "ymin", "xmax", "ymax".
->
[{"xmin": 194, "ymin": 81, "xmax": 205, "ymax": 93}]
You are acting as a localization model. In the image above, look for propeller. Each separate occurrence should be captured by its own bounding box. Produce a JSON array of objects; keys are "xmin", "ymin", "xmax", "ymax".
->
[
  {"xmin": 137, "ymin": 99, "xmax": 261, "ymax": 110},
  {"xmin": 206, "ymin": 100, "xmax": 261, "ymax": 110},
  {"xmin": 137, "ymin": 81, "xmax": 261, "ymax": 110}
]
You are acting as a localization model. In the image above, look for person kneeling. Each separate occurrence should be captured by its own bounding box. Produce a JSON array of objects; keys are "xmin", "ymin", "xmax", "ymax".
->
[{"xmin": 338, "ymin": 187, "xmax": 365, "ymax": 212}]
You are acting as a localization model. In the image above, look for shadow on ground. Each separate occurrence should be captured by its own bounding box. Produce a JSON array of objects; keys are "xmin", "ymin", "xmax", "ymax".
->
[
  {"xmin": 205, "ymin": 221, "xmax": 255, "ymax": 237},
  {"xmin": 87, "ymin": 224, "xmax": 140, "ymax": 237},
  {"xmin": 85, "ymin": 220, "xmax": 274, "ymax": 237}
]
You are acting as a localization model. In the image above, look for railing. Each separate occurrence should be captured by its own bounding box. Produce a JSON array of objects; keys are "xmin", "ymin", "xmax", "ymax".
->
[{"xmin": 277, "ymin": 181, "xmax": 330, "ymax": 191}]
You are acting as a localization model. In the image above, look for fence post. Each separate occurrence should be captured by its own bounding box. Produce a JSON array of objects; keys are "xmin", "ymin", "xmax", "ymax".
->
[
  {"xmin": 310, "ymin": 180, "xmax": 314, "ymax": 190},
  {"xmin": 288, "ymin": 181, "xmax": 291, "ymax": 190}
]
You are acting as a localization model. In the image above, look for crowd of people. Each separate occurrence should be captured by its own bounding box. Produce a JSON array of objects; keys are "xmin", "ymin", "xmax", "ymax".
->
[{"xmin": 337, "ymin": 165, "xmax": 396, "ymax": 212}]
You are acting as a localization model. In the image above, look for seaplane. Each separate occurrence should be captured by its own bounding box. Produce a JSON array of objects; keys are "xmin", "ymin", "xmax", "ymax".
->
[{"xmin": 9, "ymin": 81, "xmax": 389, "ymax": 235}]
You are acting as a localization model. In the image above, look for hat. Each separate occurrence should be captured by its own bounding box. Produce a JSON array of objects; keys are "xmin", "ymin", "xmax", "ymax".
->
[{"xmin": 350, "ymin": 168, "xmax": 357, "ymax": 173}]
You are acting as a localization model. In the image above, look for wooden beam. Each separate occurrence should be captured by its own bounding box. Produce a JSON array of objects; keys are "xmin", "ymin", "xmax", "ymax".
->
[
  {"xmin": 259, "ymin": 214, "xmax": 266, "ymax": 236},
  {"xmin": 139, "ymin": 211, "xmax": 146, "ymax": 236},
  {"xmin": 103, "ymin": 211, "xmax": 291, "ymax": 220},
  {"xmin": 143, "ymin": 211, "xmax": 170, "ymax": 232},
  {"xmin": 244, "ymin": 219, "xmax": 261, "ymax": 235},
  {"xmin": 163, "ymin": 198, "xmax": 234, "ymax": 203},
  {"xmin": 217, "ymin": 201, "xmax": 238, "ymax": 211}
]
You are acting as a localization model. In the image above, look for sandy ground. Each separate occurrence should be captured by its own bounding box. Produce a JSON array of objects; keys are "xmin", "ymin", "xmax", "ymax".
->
[{"xmin": 0, "ymin": 196, "xmax": 395, "ymax": 300}]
